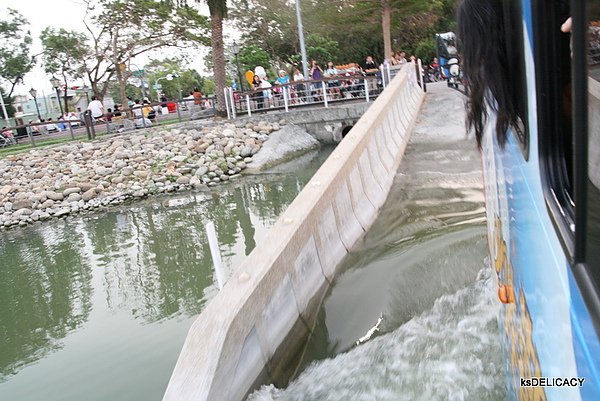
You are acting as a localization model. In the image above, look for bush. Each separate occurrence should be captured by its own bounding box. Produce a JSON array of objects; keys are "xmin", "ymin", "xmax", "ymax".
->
[{"xmin": 414, "ymin": 39, "xmax": 436, "ymax": 63}]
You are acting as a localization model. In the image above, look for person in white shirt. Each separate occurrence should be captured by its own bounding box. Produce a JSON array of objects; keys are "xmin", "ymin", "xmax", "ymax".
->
[
  {"xmin": 292, "ymin": 67, "xmax": 306, "ymax": 103},
  {"xmin": 87, "ymin": 96, "xmax": 105, "ymax": 121}
]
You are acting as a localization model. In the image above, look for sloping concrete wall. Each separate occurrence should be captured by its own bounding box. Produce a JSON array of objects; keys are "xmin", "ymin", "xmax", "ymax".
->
[
  {"xmin": 162, "ymin": 65, "xmax": 425, "ymax": 401},
  {"xmin": 234, "ymin": 101, "xmax": 372, "ymax": 143}
]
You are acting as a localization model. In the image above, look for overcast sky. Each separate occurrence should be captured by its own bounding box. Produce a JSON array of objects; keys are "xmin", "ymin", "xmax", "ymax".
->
[{"xmin": 1, "ymin": 0, "xmax": 218, "ymax": 97}]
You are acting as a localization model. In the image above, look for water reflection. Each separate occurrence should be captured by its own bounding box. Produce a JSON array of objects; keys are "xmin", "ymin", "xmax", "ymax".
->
[
  {"xmin": 0, "ymin": 145, "xmax": 334, "ymax": 401},
  {"xmin": 0, "ymin": 222, "xmax": 92, "ymax": 379}
]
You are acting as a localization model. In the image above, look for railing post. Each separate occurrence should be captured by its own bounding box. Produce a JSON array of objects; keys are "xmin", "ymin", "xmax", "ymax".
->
[
  {"xmin": 229, "ymin": 88, "xmax": 236, "ymax": 119},
  {"xmin": 418, "ymin": 59, "xmax": 426, "ymax": 92},
  {"xmin": 27, "ymin": 127, "xmax": 36, "ymax": 147},
  {"xmin": 176, "ymin": 100, "xmax": 182, "ymax": 122},
  {"xmin": 246, "ymin": 94, "xmax": 252, "ymax": 116},
  {"xmin": 224, "ymin": 88, "xmax": 231, "ymax": 119},
  {"xmin": 380, "ymin": 65, "xmax": 386, "ymax": 89},
  {"xmin": 67, "ymin": 120, "xmax": 75, "ymax": 140},
  {"xmin": 283, "ymin": 86, "xmax": 289, "ymax": 112},
  {"xmin": 364, "ymin": 79, "xmax": 370, "ymax": 102},
  {"xmin": 386, "ymin": 63, "xmax": 391, "ymax": 84},
  {"xmin": 322, "ymin": 81, "xmax": 328, "ymax": 108},
  {"xmin": 84, "ymin": 110, "xmax": 96, "ymax": 140}
]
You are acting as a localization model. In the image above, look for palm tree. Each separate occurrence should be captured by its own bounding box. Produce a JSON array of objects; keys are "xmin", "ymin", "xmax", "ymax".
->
[
  {"xmin": 382, "ymin": 0, "xmax": 392, "ymax": 61},
  {"xmin": 206, "ymin": 0, "xmax": 228, "ymax": 117},
  {"xmin": 174, "ymin": 0, "xmax": 228, "ymax": 117}
]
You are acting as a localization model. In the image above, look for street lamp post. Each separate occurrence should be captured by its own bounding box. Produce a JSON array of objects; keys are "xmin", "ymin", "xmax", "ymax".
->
[
  {"xmin": 50, "ymin": 76, "xmax": 65, "ymax": 118},
  {"xmin": 29, "ymin": 88, "xmax": 42, "ymax": 121},
  {"xmin": 231, "ymin": 41, "xmax": 244, "ymax": 91},
  {"xmin": 130, "ymin": 65, "xmax": 147, "ymax": 99},
  {"xmin": 155, "ymin": 73, "xmax": 180, "ymax": 101},
  {"xmin": 295, "ymin": 0, "xmax": 309, "ymax": 80}
]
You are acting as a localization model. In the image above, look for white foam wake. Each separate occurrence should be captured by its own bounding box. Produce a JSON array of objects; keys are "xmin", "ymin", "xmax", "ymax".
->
[{"xmin": 247, "ymin": 267, "xmax": 504, "ymax": 401}]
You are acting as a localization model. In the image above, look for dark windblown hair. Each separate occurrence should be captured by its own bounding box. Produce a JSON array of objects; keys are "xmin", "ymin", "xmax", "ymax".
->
[{"xmin": 457, "ymin": 0, "xmax": 523, "ymax": 148}]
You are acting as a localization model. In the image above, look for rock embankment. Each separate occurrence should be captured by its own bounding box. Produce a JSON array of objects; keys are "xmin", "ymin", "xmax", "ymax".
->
[{"xmin": 0, "ymin": 121, "xmax": 281, "ymax": 228}]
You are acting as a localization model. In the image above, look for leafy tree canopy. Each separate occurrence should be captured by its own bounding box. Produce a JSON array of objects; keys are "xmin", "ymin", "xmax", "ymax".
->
[
  {"xmin": 144, "ymin": 57, "xmax": 210, "ymax": 100},
  {"xmin": 0, "ymin": 9, "xmax": 34, "ymax": 97},
  {"xmin": 237, "ymin": 45, "xmax": 271, "ymax": 74},
  {"xmin": 230, "ymin": 0, "xmax": 458, "ymax": 66},
  {"xmin": 79, "ymin": 0, "xmax": 210, "ymax": 104}
]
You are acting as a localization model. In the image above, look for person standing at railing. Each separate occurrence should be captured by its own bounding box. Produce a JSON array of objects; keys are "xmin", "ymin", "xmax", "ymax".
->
[
  {"xmin": 274, "ymin": 70, "xmax": 290, "ymax": 106},
  {"xmin": 361, "ymin": 55, "xmax": 383, "ymax": 90},
  {"xmin": 396, "ymin": 51, "xmax": 408, "ymax": 64},
  {"xmin": 310, "ymin": 60, "xmax": 323, "ymax": 102},
  {"xmin": 361, "ymin": 55, "xmax": 379, "ymax": 75},
  {"xmin": 293, "ymin": 67, "xmax": 306, "ymax": 104},
  {"xmin": 325, "ymin": 61, "xmax": 341, "ymax": 99},
  {"xmin": 260, "ymin": 76, "xmax": 273, "ymax": 108},
  {"xmin": 252, "ymin": 74, "xmax": 264, "ymax": 110}
]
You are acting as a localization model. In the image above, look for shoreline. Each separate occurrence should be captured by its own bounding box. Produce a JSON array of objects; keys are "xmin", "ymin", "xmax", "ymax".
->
[{"xmin": 0, "ymin": 120, "xmax": 284, "ymax": 229}]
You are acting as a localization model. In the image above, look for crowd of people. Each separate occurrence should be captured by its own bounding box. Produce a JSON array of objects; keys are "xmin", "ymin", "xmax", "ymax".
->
[{"xmin": 244, "ymin": 51, "xmax": 419, "ymax": 108}]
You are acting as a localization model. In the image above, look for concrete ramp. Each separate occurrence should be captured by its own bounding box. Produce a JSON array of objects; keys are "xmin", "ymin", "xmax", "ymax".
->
[{"xmin": 162, "ymin": 65, "xmax": 425, "ymax": 401}]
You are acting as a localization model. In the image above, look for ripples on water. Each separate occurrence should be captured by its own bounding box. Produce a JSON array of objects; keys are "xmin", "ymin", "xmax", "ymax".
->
[
  {"xmin": 248, "ymin": 266, "xmax": 504, "ymax": 401},
  {"xmin": 0, "ymin": 146, "xmax": 334, "ymax": 401},
  {"xmin": 249, "ymin": 90, "xmax": 505, "ymax": 401}
]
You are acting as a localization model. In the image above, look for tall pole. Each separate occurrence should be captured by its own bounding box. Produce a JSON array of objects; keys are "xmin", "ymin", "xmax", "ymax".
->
[
  {"xmin": 32, "ymin": 97, "xmax": 41, "ymax": 121},
  {"xmin": 54, "ymin": 87, "xmax": 65, "ymax": 118},
  {"xmin": 295, "ymin": 0, "xmax": 309, "ymax": 80},
  {"xmin": 41, "ymin": 90, "xmax": 50, "ymax": 117},
  {"xmin": 0, "ymin": 92, "xmax": 8, "ymax": 122},
  {"xmin": 234, "ymin": 53, "xmax": 243, "ymax": 91}
]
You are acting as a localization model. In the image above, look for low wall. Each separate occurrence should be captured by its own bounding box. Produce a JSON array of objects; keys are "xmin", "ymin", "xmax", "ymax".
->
[
  {"xmin": 234, "ymin": 101, "xmax": 372, "ymax": 143},
  {"xmin": 162, "ymin": 65, "xmax": 425, "ymax": 401}
]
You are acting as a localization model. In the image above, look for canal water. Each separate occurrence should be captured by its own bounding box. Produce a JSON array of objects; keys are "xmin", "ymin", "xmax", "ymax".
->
[
  {"xmin": 0, "ymin": 146, "xmax": 334, "ymax": 401},
  {"xmin": 247, "ymin": 84, "xmax": 506, "ymax": 401}
]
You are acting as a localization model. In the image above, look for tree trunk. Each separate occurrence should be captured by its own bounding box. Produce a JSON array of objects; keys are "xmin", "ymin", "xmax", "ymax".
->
[
  {"xmin": 382, "ymin": 0, "xmax": 392, "ymax": 62},
  {"xmin": 112, "ymin": 30, "xmax": 128, "ymax": 109},
  {"xmin": 62, "ymin": 74, "xmax": 69, "ymax": 115},
  {"xmin": 211, "ymin": 13, "xmax": 227, "ymax": 117}
]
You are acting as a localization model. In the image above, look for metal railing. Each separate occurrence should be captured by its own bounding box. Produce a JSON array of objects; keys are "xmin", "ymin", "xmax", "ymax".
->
[
  {"xmin": 225, "ymin": 76, "xmax": 381, "ymax": 118},
  {"xmin": 223, "ymin": 62, "xmax": 422, "ymax": 118},
  {"xmin": 0, "ymin": 96, "xmax": 216, "ymax": 149},
  {"xmin": 0, "ymin": 62, "xmax": 426, "ymax": 148}
]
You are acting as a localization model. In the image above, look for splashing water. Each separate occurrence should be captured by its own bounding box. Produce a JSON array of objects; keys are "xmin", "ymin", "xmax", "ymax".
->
[{"xmin": 248, "ymin": 266, "xmax": 504, "ymax": 401}]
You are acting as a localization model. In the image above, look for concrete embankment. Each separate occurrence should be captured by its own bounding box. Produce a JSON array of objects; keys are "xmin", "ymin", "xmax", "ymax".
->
[{"xmin": 163, "ymin": 65, "xmax": 425, "ymax": 401}]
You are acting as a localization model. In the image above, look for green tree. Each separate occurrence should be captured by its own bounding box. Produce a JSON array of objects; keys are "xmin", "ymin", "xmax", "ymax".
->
[
  {"xmin": 238, "ymin": 44, "xmax": 271, "ymax": 74},
  {"xmin": 144, "ymin": 57, "xmax": 207, "ymax": 100},
  {"xmin": 205, "ymin": 0, "xmax": 229, "ymax": 117},
  {"xmin": 414, "ymin": 38, "xmax": 436, "ymax": 62},
  {"xmin": 40, "ymin": 28, "xmax": 88, "ymax": 113},
  {"xmin": 176, "ymin": 0, "xmax": 234, "ymax": 116},
  {"xmin": 0, "ymin": 9, "xmax": 34, "ymax": 97},
  {"xmin": 230, "ymin": 0, "xmax": 459, "ymax": 65},
  {"xmin": 305, "ymin": 34, "xmax": 339, "ymax": 65},
  {"xmin": 80, "ymin": 0, "xmax": 209, "ymax": 107}
]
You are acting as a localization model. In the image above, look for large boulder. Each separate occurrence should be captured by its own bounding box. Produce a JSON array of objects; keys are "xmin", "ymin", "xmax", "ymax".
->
[{"xmin": 246, "ymin": 124, "xmax": 319, "ymax": 171}]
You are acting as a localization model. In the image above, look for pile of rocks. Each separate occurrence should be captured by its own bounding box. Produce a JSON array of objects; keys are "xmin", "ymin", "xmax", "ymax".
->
[{"xmin": 0, "ymin": 121, "xmax": 280, "ymax": 228}]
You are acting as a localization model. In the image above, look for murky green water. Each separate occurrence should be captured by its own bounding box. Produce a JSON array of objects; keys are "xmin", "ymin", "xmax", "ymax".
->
[
  {"xmin": 0, "ymin": 146, "xmax": 334, "ymax": 401},
  {"xmin": 248, "ymin": 86, "xmax": 506, "ymax": 401}
]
